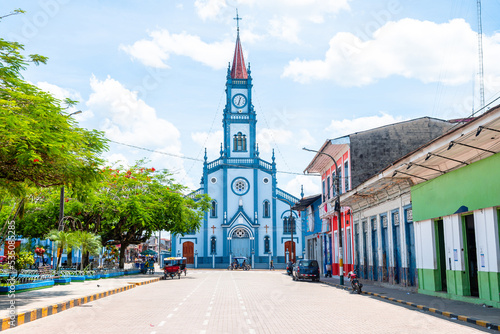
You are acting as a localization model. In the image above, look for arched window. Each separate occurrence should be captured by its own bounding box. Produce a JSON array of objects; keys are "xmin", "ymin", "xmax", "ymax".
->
[
  {"xmin": 264, "ymin": 236, "xmax": 270, "ymax": 253},
  {"xmin": 233, "ymin": 132, "xmax": 247, "ymax": 151},
  {"xmin": 210, "ymin": 200, "xmax": 217, "ymax": 218},
  {"xmin": 210, "ymin": 236, "xmax": 216, "ymax": 254},
  {"xmin": 263, "ymin": 200, "xmax": 270, "ymax": 218},
  {"xmin": 283, "ymin": 216, "xmax": 296, "ymax": 234}
]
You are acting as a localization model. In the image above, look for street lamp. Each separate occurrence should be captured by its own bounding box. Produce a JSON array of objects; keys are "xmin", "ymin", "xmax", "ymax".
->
[
  {"xmin": 58, "ymin": 110, "xmax": 83, "ymax": 231},
  {"xmin": 274, "ymin": 196, "xmax": 297, "ymax": 264},
  {"xmin": 303, "ymin": 147, "xmax": 344, "ymax": 285}
]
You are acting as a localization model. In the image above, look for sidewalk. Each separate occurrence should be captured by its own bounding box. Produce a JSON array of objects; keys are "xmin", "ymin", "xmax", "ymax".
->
[
  {"xmin": 320, "ymin": 275, "xmax": 500, "ymax": 331},
  {"xmin": 0, "ymin": 272, "xmax": 161, "ymax": 331}
]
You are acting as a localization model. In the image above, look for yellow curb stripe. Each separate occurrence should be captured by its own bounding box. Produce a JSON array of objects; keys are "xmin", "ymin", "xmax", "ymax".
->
[
  {"xmin": 417, "ymin": 305, "xmax": 424, "ymax": 310},
  {"xmin": 476, "ymin": 320, "xmax": 488, "ymax": 327},
  {"xmin": 458, "ymin": 315, "xmax": 468, "ymax": 322},
  {"xmin": 428, "ymin": 308, "xmax": 437, "ymax": 313},
  {"xmin": 0, "ymin": 277, "xmax": 161, "ymax": 331},
  {"xmin": 2, "ymin": 318, "xmax": 9, "ymax": 331},
  {"xmin": 442, "ymin": 311, "xmax": 451, "ymax": 317}
]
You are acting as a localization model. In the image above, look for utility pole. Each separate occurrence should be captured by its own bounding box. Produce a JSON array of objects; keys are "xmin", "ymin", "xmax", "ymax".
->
[
  {"xmin": 303, "ymin": 147, "xmax": 344, "ymax": 285},
  {"xmin": 477, "ymin": 0, "xmax": 485, "ymax": 109}
]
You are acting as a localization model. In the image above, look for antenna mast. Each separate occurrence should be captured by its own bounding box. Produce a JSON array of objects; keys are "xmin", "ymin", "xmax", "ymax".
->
[{"xmin": 476, "ymin": 0, "xmax": 485, "ymax": 109}]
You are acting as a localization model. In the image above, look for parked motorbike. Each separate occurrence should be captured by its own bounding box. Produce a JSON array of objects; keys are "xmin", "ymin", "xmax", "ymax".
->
[{"xmin": 347, "ymin": 270, "xmax": 363, "ymax": 294}]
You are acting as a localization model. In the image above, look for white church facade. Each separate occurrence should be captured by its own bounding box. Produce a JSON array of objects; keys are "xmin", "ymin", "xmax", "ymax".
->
[{"xmin": 172, "ymin": 26, "xmax": 302, "ymax": 269}]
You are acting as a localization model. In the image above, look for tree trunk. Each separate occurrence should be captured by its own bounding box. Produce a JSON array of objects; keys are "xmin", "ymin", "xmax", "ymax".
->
[
  {"xmin": 82, "ymin": 251, "xmax": 89, "ymax": 270},
  {"xmin": 119, "ymin": 243, "xmax": 128, "ymax": 269},
  {"xmin": 67, "ymin": 249, "xmax": 73, "ymax": 267},
  {"xmin": 56, "ymin": 247, "xmax": 62, "ymax": 271}
]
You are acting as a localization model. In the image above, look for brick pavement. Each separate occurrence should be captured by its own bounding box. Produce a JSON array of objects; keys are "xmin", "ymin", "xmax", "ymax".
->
[
  {"xmin": 320, "ymin": 275, "xmax": 500, "ymax": 331},
  {"xmin": 0, "ymin": 274, "xmax": 159, "ymax": 331},
  {"xmin": 1, "ymin": 270, "xmax": 492, "ymax": 333}
]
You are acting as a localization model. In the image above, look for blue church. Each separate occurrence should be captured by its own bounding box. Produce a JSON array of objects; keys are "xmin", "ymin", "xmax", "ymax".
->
[{"xmin": 172, "ymin": 24, "xmax": 302, "ymax": 269}]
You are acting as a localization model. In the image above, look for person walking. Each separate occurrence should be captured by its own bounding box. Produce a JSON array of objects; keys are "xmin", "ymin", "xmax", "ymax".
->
[
  {"xmin": 270, "ymin": 259, "xmax": 274, "ymax": 270},
  {"xmin": 326, "ymin": 263, "xmax": 332, "ymax": 277}
]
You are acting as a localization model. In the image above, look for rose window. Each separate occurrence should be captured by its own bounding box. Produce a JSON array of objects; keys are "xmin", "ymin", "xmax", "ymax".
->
[{"xmin": 235, "ymin": 181, "xmax": 246, "ymax": 192}]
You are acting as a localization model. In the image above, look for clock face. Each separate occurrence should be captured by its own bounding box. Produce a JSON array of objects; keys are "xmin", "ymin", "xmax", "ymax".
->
[{"xmin": 232, "ymin": 94, "xmax": 247, "ymax": 108}]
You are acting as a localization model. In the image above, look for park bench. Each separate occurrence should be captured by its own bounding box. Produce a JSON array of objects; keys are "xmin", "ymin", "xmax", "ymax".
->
[{"xmin": 37, "ymin": 265, "xmax": 53, "ymax": 279}]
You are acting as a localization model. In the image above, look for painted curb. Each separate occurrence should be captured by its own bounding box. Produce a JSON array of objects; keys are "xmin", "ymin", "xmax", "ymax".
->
[
  {"xmin": 0, "ymin": 277, "xmax": 160, "ymax": 331},
  {"xmin": 321, "ymin": 280, "xmax": 500, "ymax": 331}
]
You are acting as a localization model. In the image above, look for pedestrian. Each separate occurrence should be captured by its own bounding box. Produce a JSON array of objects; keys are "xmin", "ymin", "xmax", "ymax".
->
[
  {"xmin": 326, "ymin": 263, "xmax": 332, "ymax": 278},
  {"xmin": 148, "ymin": 257, "xmax": 155, "ymax": 274},
  {"xmin": 270, "ymin": 259, "xmax": 274, "ymax": 270}
]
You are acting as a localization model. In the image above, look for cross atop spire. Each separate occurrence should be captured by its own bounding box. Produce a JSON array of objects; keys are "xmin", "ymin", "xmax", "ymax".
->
[{"xmin": 234, "ymin": 9, "xmax": 242, "ymax": 33}]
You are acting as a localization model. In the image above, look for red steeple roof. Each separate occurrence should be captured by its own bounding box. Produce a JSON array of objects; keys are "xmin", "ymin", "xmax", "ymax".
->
[{"xmin": 230, "ymin": 33, "xmax": 248, "ymax": 79}]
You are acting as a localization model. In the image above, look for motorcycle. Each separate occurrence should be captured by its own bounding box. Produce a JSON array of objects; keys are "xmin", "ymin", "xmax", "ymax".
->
[{"xmin": 347, "ymin": 270, "xmax": 363, "ymax": 294}]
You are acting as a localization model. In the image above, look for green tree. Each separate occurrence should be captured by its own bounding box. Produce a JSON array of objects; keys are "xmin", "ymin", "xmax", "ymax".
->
[
  {"xmin": 99, "ymin": 163, "xmax": 211, "ymax": 268},
  {"xmin": 14, "ymin": 250, "xmax": 34, "ymax": 277},
  {"xmin": 72, "ymin": 231, "xmax": 101, "ymax": 270},
  {"xmin": 0, "ymin": 8, "xmax": 108, "ymax": 197},
  {"xmin": 0, "ymin": 9, "xmax": 108, "ymax": 242},
  {"xmin": 45, "ymin": 229, "xmax": 74, "ymax": 271},
  {"xmin": 17, "ymin": 162, "xmax": 211, "ymax": 269}
]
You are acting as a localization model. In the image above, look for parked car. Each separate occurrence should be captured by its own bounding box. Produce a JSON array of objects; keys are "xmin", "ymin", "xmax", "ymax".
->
[
  {"xmin": 292, "ymin": 259, "xmax": 320, "ymax": 282},
  {"xmin": 286, "ymin": 261, "xmax": 294, "ymax": 275}
]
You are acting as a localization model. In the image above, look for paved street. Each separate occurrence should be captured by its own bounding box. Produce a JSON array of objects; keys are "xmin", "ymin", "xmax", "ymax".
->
[{"xmin": 6, "ymin": 270, "xmax": 489, "ymax": 333}]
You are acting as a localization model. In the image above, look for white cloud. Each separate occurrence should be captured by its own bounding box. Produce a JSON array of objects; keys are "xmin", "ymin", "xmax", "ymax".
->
[
  {"xmin": 191, "ymin": 130, "xmax": 223, "ymax": 159},
  {"xmin": 297, "ymin": 129, "xmax": 316, "ymax": 148},
  {"xmin": 87, "ymin": 75, "xmax": 180, "ymax": 147},
  {"xmin": 269, "ymin": 16, "xmax": 300, "ymax": 44},
  {"xmin": 282, "ymin": 174, "xmax": 321, "ymax": 198},
  {"xmin": 36, "ymin": 81, "xmax": 93, "ymax": 121},
  {"xmin": 283, "ymin": 18, "xmax": 500, "ymax": 86},
  {"xmin": 120, "ymin": 30, "xmax": 234, "ymax": 70},
  {"xmin": 326, "ymin": 112, "xmax": 405, "ymax": 138},
  {"xmin": 194, "ymin": 0, "xmax": 227, "ymax": 21},
  {"xmin": 85, "ymin": 75, "xmax": 197, "ymax": 190},
  {"xmin": 257, "ymin": 128, "xmax": 293, "ymax": 153},
  {"xmin": 199, "ymin": 0, "xmax": 350, "ymax": 21},
  {"xmin": 104, "ymin": 153, "xmax": 131, "ymax": 169},
  {"xmin": 120, "ymin": 39, "xmax": 170, "ymax": 69}
]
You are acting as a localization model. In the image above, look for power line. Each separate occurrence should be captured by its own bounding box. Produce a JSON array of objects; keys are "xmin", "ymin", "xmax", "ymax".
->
[
  {"xmin": 108, "ymin": 140, "xmax": 203, "ymax": 162},
  {"xmin": 108, "ymin": 139, "xmax": 316, "ymax": 176}
]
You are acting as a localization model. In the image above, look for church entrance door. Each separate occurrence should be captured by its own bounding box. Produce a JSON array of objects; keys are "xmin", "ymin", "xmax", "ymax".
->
[
  {"xmin": 231, "ymin": 228, "xmax": 250, "ymax": 258},
  {"xmin": 284, "ymin": 241, "xmax": 296, "ymax": 263},
  {"xmin": 183, "ymin": 242, "xmax": 194, "ymax": 264}
]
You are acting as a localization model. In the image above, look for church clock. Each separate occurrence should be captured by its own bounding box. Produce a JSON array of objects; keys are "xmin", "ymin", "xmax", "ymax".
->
[{"xmin": 232, "ymin": 94, "xmax": 247, "ymax": 108}]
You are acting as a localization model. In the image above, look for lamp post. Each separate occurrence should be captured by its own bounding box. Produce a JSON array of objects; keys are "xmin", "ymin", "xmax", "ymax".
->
[
  {"xmin": 274, "ymin": 197, "xmax": 297, "ymax": 264},
  {"xmin": 303, "ymin": 147, "xmax": 344, "ymax": 285},
  {"xmin": 58, "ymin": 110, "xmax": 82, "ymax": 231}
]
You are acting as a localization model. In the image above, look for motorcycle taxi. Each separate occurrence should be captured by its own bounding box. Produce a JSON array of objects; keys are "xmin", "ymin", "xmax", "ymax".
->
[{"xmin": 163, "ymin": 257, "xmax": 187, "ymax": 279}]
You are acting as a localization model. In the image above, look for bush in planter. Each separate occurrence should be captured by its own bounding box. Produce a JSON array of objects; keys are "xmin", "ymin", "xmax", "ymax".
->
[{"xmin": 14, "ymin": 251, "xmax": 35, "ymax": 278}]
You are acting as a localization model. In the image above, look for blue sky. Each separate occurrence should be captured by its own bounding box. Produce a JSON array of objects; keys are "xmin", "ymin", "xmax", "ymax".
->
[{"xmin": 3, "ymin": 0, "xmax": 500, "ymax": 197}]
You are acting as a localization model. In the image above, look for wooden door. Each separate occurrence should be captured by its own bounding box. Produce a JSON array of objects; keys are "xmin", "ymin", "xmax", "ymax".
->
[
  {"xmin": 284, "ymin": 241, "xmax": 296, "ymax": 263},
  {"xmin": 183, "ymin": 242, "xmax": 194, "ymax": 264}
]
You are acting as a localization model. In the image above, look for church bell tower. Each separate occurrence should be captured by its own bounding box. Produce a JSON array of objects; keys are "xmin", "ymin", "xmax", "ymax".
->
[{"xmin": 222, "ymin": 13, "xmax": 256, "ymax": 159}]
